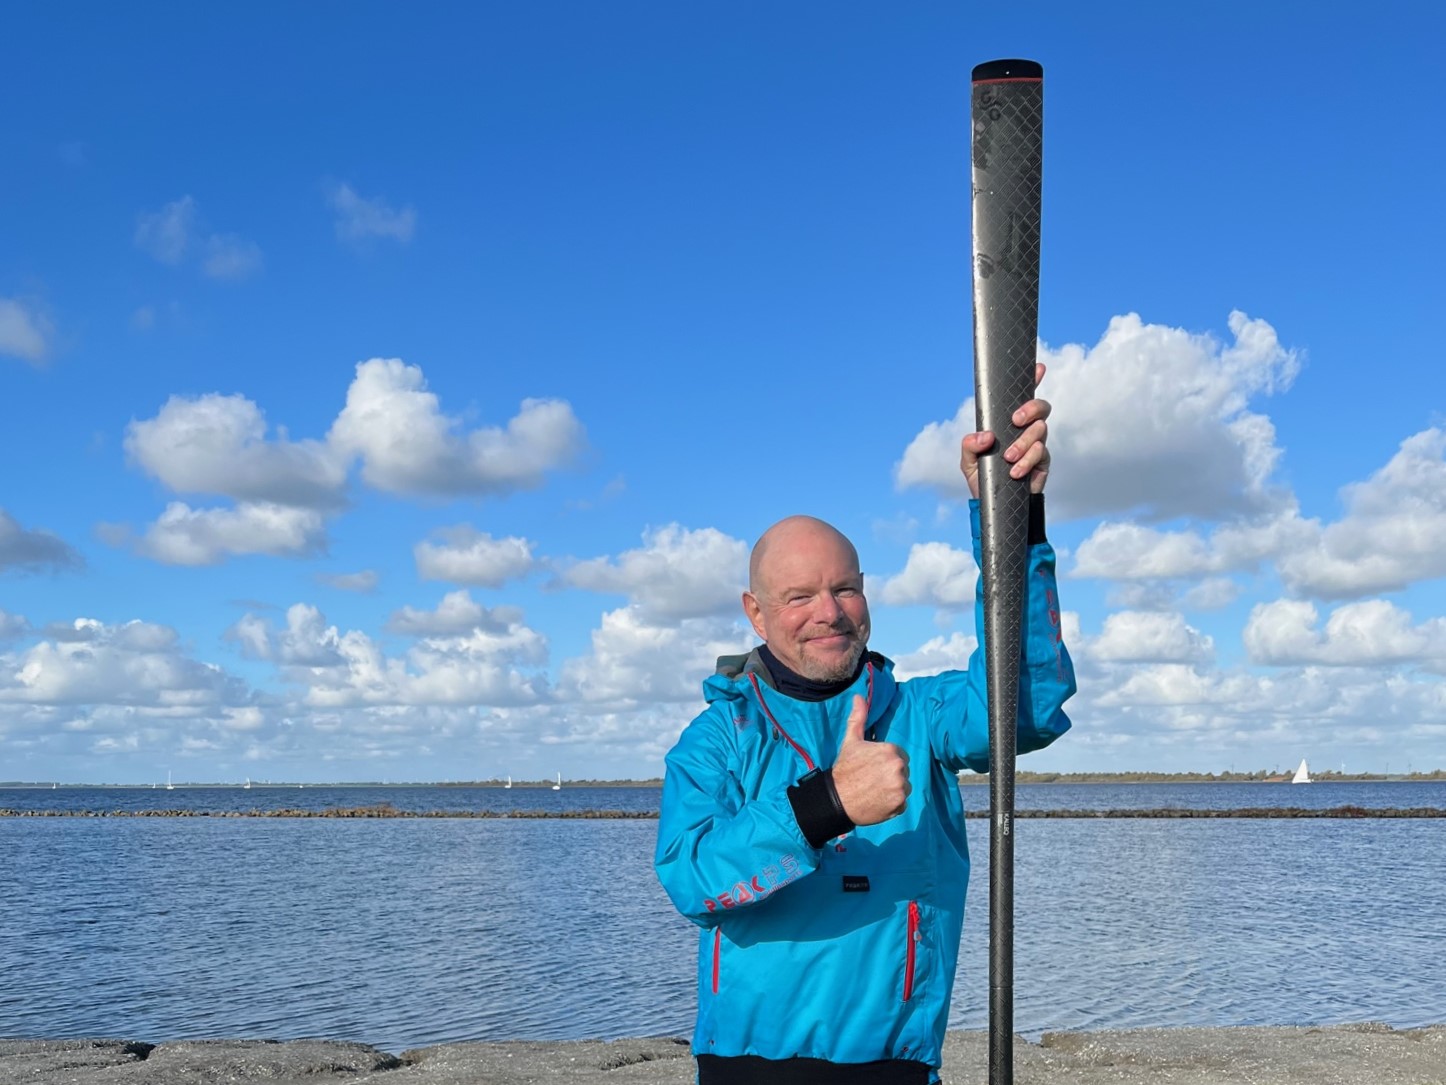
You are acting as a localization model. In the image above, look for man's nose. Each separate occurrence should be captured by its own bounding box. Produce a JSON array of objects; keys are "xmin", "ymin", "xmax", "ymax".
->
[{"xmin": 812, "ymin": 592, "xmax": 844, "ymax": 622}]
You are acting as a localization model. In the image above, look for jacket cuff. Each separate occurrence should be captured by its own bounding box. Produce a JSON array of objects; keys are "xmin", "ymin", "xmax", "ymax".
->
[
  {"xmin": 967, "ymin": 495, "xmax": 1046, "ymax": 546},
  {"xmin": 787, "ymin": 769, "xmax": 854, "ymax": 849},
  {"xmin": 1028, "ymin": 492, "xmax": 1047, "ymax": 545}
]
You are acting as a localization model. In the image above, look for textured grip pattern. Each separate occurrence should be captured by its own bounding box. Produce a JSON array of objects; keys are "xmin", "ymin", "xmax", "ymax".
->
[{"xmin": 971, "ymin": 61, "xmax": 1042, "ymax": 1085}]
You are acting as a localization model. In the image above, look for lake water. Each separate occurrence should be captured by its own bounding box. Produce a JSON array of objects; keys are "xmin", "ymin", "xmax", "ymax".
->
[{"xmin": 1, "ymin": 783, "xmax": 1442, "ymax": 1052}]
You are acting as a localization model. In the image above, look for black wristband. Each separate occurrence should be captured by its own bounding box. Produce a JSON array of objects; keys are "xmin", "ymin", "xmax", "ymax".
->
[
  {"xmin": 1028, "ymin": 492, "xmax": 1047, "ymax": 546},
  {"xmin": 786, "ymin": 769, "xmax": 855, "ymax": 849}
]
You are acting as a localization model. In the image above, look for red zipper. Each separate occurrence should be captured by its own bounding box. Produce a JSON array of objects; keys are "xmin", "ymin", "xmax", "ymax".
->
[
  {"xmin": 903, "ymin": 901, "xmax": 920, "ymax": 1002},
  {"xmin": 747, "ymin": 660, "xmax": 877, "ymax": 771},
  {"xmin": 711, "ymin": 928, "xmax": 721, "ymax": 994},
  {"xmin": 748, "ymin": 673, "xmax": 815, "ymax": 771}
]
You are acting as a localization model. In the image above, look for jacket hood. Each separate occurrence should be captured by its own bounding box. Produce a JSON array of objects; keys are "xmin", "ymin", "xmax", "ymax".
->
[{"xmin": 703, "ymin": 647, "xmax": 897, "ymax": 725}]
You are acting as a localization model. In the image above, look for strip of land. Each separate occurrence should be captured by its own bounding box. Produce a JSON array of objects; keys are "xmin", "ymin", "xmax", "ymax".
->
[
  {"xmin": 4, "ymin": 1024, "xmax": 1443, "ymax": 1084},
  {"xmin": 3, "ymin": 804, "xmax": 1445, "ymax": 818}
]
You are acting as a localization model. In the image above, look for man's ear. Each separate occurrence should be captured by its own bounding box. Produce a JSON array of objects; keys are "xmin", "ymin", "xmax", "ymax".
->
[{"xmin": 741, "ymin": 591, "xmax": 768, "ymax": 640}]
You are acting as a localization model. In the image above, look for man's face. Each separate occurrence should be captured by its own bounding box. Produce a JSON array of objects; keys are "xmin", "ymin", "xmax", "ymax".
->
[{"xmin": 743, "ymin": 522, "xmax": 871, "ymax": 682}]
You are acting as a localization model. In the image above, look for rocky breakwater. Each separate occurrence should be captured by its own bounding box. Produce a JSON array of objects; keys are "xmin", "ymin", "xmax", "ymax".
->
[{"xmin": 4, "ymin": 1025, "xmax": 1446, "ymax": 1084}]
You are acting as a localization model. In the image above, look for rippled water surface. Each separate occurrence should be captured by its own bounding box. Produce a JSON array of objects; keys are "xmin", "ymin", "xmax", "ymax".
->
[{"xmin": 1, "ymin": 784, "xmax": 1442, "ymax": 1051}]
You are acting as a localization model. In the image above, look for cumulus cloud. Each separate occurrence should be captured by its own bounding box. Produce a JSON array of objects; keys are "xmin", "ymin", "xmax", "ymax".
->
[
  {"xmin": 557, "ymin": 608, "xmax": 746, "ymax": 706},
  {"xmin": 327, "ymin": 183, "xmax": 416, "ymax": 243},
  {"xmin": 559, "ymin": 525, "xmax": 747, "ymax": 621},
  {"xmin": 415, "ymin": 528, "xmax": 536, "ymax": 587},
  {"xmin": 1087, "ymin": 611, "xmax": 1215, "ymax": 665},
  {"xmin": 0, "ymin": 509, "xmax": 83, "ymax": 573},
  {"xmin": 1071, "ymin": 427, "xmax": 1446, "ymax": 602},
  {"xmin": 125, "ymin": 393, "xmax": 346, "ymax": 508},
  {"xmin": 123, "ymin": 360, "xmax": 585, "ymax": 566},
  {"xmin": 1073, "ymin": 510, "xmax": 1311, "ymax": 581},
  {"xmin": 891, "ymin": 632, "xmax": 978, "ymax": 680},
  {"xmin": 0, "ymin": 297, "xmax": 55, "ymax": 365},
  {"xmin": 1, "ymin": 617, "xmax": 245, "ymax": 709},
  {"xmin": 876, "ymin": 542, "xmax": 977, "ymax": 608},
  {"xmin": 386, "ymin": 590, "xmax": 525, "ymax": 637},
  {"xmin": 132, "ymin": 502, "xmax": 327, "ymax": 566},
  {"xmin": 135, "ymin": 196, "xmax": 261, "ymax": 281},
  {"xmin": 1244, "ymin": 598, "xmax": 1446, "ymax": 668},
  {"xmin": 329, "ymin": 359, "xmax": 585, "ymax": 496},
  {"xmin": 1277, "ymin": 428, "xmax": 1446, "ymax": 598},
  {"xmin": 896, "ymin": 311, "xmax": 1299, "ymax": 522},
  {"xmin": 232, "ymin": 602, "xmax": 550, "ymax": 709}
]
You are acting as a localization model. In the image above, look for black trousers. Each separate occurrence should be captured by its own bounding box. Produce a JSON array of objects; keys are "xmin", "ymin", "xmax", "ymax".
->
[{"xmin": 696, "ymin": 1054, "xmax": 931, "ymax": 1085}]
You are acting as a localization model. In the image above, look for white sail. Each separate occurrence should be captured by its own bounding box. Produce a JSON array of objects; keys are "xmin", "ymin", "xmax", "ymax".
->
[
  {"xmin": 552, "ymin": 772, "xmax": 562, "ymax": 791},
  {"xmin": 1291, "ymin": 758, "xmax": 1312, "ymax": 784}
]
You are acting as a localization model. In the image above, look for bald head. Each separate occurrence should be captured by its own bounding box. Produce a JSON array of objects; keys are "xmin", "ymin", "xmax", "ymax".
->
[
  {"xmin": 749, "ymin": 516, "xmax": 859, "ymax": 598},
  {"xmin": 743, "ymin": 516, "xmax": 870, "ymax": 682}
]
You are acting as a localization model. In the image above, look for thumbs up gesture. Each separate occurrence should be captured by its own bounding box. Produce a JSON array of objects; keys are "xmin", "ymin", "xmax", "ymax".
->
[{"xmin": 831, "ymin": 695, "xmax": 910, "ymax": 826}]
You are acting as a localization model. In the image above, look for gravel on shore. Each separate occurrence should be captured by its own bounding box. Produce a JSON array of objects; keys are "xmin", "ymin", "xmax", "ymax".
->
[{"xmin": 4, "ymin": 1024, "xmax": 1444, "ymax": 1084}]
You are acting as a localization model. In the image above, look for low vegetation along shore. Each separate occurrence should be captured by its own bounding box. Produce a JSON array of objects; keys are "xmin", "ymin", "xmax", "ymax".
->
[
  {"xmin": 4, "ymin": 803, "xmax": 1445, "ymax": 819},
  {"xmin": 5, "ymin": 770, "xmax": 1444, "ymax": 789}
]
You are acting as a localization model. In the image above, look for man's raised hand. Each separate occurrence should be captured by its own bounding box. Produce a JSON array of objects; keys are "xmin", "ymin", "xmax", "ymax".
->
[{"xmin": 831, "ymin": 695, "xmax": 910, "ymax": 826}]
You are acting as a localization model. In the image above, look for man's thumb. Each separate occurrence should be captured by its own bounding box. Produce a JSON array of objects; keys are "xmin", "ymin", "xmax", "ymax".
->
[{"xmin": 841, "ymin": 694, "xmax": 868, "ymax": 747}]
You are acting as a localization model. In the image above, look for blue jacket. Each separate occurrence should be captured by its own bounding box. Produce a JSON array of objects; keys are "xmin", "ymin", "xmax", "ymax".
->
[{"xmin": 654, "ymin": 505, "xmax": 1075, "ymax": 1080}]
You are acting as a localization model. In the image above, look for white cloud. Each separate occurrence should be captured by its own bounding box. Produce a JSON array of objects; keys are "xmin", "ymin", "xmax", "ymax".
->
[
  {"xmin": 123, "ymin": 359, "xmax": 585, "ymax": 567},
  {"xmin": 133, "ymin": 502, "xmax": 327, "ymax": 566},
  {"xmin": 1244, "ymin": 599, "xmax": 1446, "ymax": 668},
  {"xmin": 327, "ymin": 183, "xmax": 417, "ymax": 243},
  {"xmin": 1, "ymin": 618, "xmax": 243, "ymax": 709},
  {"xmin": 557, "ymin": 607, "xmax": 746, "ymax": 706},
  {"xmin": 1277, "ymin": 428, "xmax": 1446, "ymax": 598},
  {"xmin": 0, "ymin": 610, "xmax": 30, "ymax": 641},
  {"xmin": 560, "ymin": 524, "xmax": 747, "ymax": 621},
  {"xmin": 386, "ymin": 590, "xmax": 525, "ymax": 637},
  {"xmin": 125, "ymin": 393, "xmax": 346, "ymax": 508},
  {"xmin": 891, "ymin": 632, "xmax": 978, "ymax": 680},
  {"xmin": 135, "ymin": 196, "xmax": 261, "ymax": 281},
  {"xmin": 1071, "ymin": 427, "xmax": 1446, "ymax": 602},
  {"xmin": 876, "ymin": 541, "xmax": 977, "ymax": 608},
  {"xmin": 318, "ymin": 569, "xmax": 379, "ymax": 593},
  {"xmin": 0, "ymin": 508, "xmax": 83, "ymax": 573},
  {"xmin": 1087, "ymin": 611, "xmax": 1215, "ymax": 665},
  {"xmin": 896, "ymin": 311, "xmax": 1299, "ymax": 522},
  {"xmin": 235, "ymin": 603, "xmax": 550, "ymax": 709},
  {"xmin": 135, "ymin": 196, "xmax": 198, "ymax": 264},
  {"xmin": 415, "ymin": 528, "xmax": 536, "ymax": 587},
  {"xmin": 329, "ymin": 359, "xmax": 585, "ymax": 495},
  {"xmin": 202, "ymin": 235, "xmax": 264, "ymax": 280},
  {"xmin": 0, "ymin": 298, "xmax": 55, "ymax": 365}
]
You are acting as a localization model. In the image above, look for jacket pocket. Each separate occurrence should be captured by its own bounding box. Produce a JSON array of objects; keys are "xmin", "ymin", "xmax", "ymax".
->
[
  {"xmin": 902, "ymin": 900, "xmax": 920, "ymax": 1002},
  {"xmin": 711, "ymin": 927, "xmax": 722, "ymax": 994}
]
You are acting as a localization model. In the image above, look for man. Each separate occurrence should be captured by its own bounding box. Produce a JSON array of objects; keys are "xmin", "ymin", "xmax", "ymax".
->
[{"xmin": 654, "ymin": 369, "xmax": 1075, "ymax": 1085}]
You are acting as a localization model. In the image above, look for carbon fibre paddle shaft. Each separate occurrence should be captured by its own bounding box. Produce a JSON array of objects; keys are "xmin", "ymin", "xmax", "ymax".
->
[{"xmin": 970, "ymin": 58, "xmax": 1043, "ymax": 1085}]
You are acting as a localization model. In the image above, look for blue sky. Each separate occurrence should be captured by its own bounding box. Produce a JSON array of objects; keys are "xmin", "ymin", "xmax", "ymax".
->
[{"xmin": 3, "ymin": 3, "xmax": 1444, "ymax": 784}]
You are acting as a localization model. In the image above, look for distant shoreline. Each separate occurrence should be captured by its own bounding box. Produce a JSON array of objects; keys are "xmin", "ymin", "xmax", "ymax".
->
[{"xmin": 3, "ymin": 772, "xmax": 1443, "ymax": 789}]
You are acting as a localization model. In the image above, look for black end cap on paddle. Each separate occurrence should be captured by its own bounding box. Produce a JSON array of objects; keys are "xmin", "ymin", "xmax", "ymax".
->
[{"xmin": 972, "ymin": 58, "xmax": 1043, "ymax": 83}]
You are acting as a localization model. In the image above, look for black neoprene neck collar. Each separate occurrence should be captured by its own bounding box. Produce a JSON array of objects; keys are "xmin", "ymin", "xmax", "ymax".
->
[{"xmin": 757, "ymin": 644, "xmax": 865, "ymax": 703}]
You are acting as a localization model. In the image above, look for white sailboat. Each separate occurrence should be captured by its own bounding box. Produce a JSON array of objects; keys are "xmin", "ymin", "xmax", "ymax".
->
[
  {"xmin": 504, "ymin": 775, "xmax": 512, "ymax": 789},
  {"xmin": 1291, "ymin": 758, "xmax": 1312, "ymax": 784},
  {"xmin": 166, "ymin": 771, "xmax": 174, "ymax": 791},
  {"xmin": 243, "ymin": 777, "xmax": 251, "ymax": 789},
  {"xmin": 552, "ymin": 772, "xmax": 562, "ymax": 791}
]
